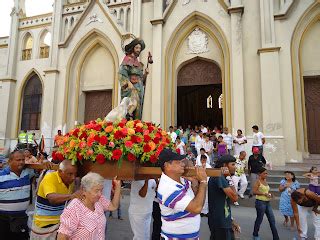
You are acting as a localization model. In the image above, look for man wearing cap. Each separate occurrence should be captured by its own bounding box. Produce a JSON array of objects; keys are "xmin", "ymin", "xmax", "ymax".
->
[
  {"xmin": 248, "ymin": 147, "xmax": 266, "ymax": 198},
  {"xmin": 119, "ymin": 38, "xmax": 149, "ymax": 119},
  {"xmin": 157, "ymin": 149, "xmax": 208, "ymax": 240},
  {"xmin": 208, "ymin": 155, "xmax": 240, "ymax": 240}
]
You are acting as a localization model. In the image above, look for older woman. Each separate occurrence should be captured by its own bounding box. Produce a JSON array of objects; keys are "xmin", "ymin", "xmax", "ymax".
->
[{"xmin": 57, "ymin": 172, "xmax": 121, "ymax": 240}]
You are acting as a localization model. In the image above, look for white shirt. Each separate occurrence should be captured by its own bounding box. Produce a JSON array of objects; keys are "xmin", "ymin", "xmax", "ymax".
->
[
  {"xmin": 233, "ymin": 135, "xmax": 247, "ymax": 156},
  {"xmin": 157, "ymin": 173, "xmax": 201, "ymax": 239},
  {"xmin": 202, "ymin": 140, "xmax": 214, "ymax": 153},
  {"xmin": 195, "ymin": 135, "xmax": 204, "ymax": 150},
  {"xmin": 196, "ymin": 153, "xmax": 210, "ymax": 166},
  {"xmin": 168, "ymin": 131, "xmax": 177, "ymax": 143},
  {"xmin": 252, "ymin": 132, "xmax": 265, "ymax": 146},
  {"xmin": 129, "ymin": 180, "xmax": 156, "ymax": 214},
  {"xmin": 221, "ymin": 133, "xmax": 233, "ymax": 150},
  {"xmin": 201, "ymin": 127, "xmax": 208, "ymax": 133},
  {"xmin": 176, "ymin": 141, "xmax": 186, "ymax": 155}
]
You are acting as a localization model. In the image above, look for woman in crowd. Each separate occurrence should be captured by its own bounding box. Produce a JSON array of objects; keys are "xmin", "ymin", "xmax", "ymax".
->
[
  {"xmin": 278, "ymin": 171, "xmax": 300, "ymax": 229},
  {"xmin": 216, "ymin": 135, "xmax": 227, "ymax": 158},
  {"xmin": 24, "ymin": 149, "xmax": 39, "ymax": 164},
  {"xmin": 303, "ymin": 166, "xmax": 320, "ymax": 195},
  {"xmin": 57, "ymin": 172, "xmax": 121, "ymax": 240},
  {"xmin": 233, "ymin": 129, "xmax": 247, "ymax": 156},
  {"xmin": 175, "ymin": 136, "xmax": 186, "ymax": 155},
  {"xmin": 252, "ymin": 167, "xmax": 279, "ymax": 240}
]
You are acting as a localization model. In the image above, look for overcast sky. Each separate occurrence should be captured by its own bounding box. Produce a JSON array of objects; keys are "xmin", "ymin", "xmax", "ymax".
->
[{"xmin": 0, "ymin": 0, "xmax": 53, "ymax": 37}]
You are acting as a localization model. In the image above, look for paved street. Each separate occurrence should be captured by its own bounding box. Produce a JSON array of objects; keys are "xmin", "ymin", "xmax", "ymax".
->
[{"xmin": 106, "ymin": 195, "xmax": 315, "ymax": 240}]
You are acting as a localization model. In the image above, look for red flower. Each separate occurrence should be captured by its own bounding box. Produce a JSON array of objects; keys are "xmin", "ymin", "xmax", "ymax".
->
[
  {"xmin": 143, "ymin": 144, "xmax": 151, "ymax": 153},
  {"xmin": 112, "ymin": 149, "xmax": 122, "ymax": 161},
  {"xmin": 166, "ymin": 138, "xmax": 171, "ymax": 144},
  {"xmin": 93, "ymin": 124, "xmax": 102, "ymax": 131},
  {"xmin": 176, "ymin": 148, "xmax": 181, "ymax": 155},
  {"xmin": 148, "ymin": 126, "xmax": 155, "ymax": 132},
  {"xmin": 96, "ymin": 154, "xmax": 106, "ymax": 164},
  {"xmin": 121, "ymin": 127, "xmax": 128, "ymax": 135},
  {"xmin": 156, "ymin": 145, "xmax": 164, "ymax": 157},
  {"xmin": 72, "ymin": 128, "xmax": 80, "ymax": 137},
  {"xmin": 131, "ymin": 136, "xmax": 142, "ymax": 143},
  {"xmin": 99, "ymin": 136, "xmax": 108, "ymax": 145},
  {"xmin": 106, "ymin": 122, "xmax": 113, "ymax": 126},
  {"xmin": 55, "ymin": 152, "xmax": 64, "ymax": 161},
  {"xmin": 125, "ymin": 141, "xmax": 133, "ymax": 148},
  {"xmin": 76, "ymin": 152, "xmax": 83, "ymax": 161},
  {"xmin": 153, "ymin": 137, "xmax": 160, "ymax": 144},
  {"xmin": 144, "ymin": 135, "xmax": 151, "ymax": 143},
  {"xmin": 155, "ymin": 132, "xmax": 161, "ymax": 138},
  {"xmin": 94, "ymin": 135, "xmax": 101, "ymax": 142},
  {"xmin": 114, "ymin": 130, "xmax": 124, "ymax": 140},
  {"xmin": 118, "ymin": 122, "xmax": 125, "ymax": 128},
  {"xmin": 79, "ymin": 132, "xmax": 88, "ymax": 140},
  {"xmin": 127, "ymin": 153, "xmax": 136, "ymax": 162},
  {"xmin": 135, "ymin": 127, "xmax": 143, "ymax": 133},
  {"xmin": 150, "ymin": 154, "xmax": 157, "ymax": 163},
  {"xmin": 52, "ymin": 151, "xmax": 56, "ymax": 160}
]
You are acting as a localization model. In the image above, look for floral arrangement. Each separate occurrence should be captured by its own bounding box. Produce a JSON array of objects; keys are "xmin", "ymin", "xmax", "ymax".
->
[{"xmin": 52, "ymin": 118, "xmax": 174, "ymax": 165}]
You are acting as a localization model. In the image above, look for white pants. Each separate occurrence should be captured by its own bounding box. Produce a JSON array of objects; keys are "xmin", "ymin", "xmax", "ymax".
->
[
  {"xmin": 232, "ymin": 174, "xmax": 248, "ymax": 195},
  {"xmin": 201, "ymin": 188, "xmax": 209, "ymax": 214},
  {"xmin": 298, "ymin": 205, "xmax": 320, "ymax": 240},
  {"xmin": 129, "ymin": 212, "xmax": 152, "ymax": 240}
]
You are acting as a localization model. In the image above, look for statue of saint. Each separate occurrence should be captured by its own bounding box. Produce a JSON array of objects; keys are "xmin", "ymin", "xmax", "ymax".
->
[{"xmin": 119, "ymin": 38, "xmax": 149, "ymax": 120}]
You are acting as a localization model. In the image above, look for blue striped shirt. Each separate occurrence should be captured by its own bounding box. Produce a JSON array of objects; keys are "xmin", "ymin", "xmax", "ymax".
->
[{"xmin": 0, "ymin": 167, "xmax": 35, "ymax": 214}]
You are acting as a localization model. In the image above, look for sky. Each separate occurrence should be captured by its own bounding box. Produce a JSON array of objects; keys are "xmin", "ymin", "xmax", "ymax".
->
[{"xmin": 0, "ymin": 0, "xmax": 54, "ymax": 37}]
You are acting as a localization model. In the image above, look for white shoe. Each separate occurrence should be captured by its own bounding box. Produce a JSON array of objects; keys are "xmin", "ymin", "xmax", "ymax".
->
[
  {"xmin": 239, "ymin": 194, "xmax": 244, "ymax": 199},
  {"xmin": 234, "ymin": 202, "xmax": 239, "ymax": 206}
]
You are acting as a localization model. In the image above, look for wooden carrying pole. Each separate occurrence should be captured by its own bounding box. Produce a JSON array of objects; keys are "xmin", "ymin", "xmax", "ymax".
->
[{"xmin": 26, "ymin": 164, "xmax": 221, "ymax": 179}]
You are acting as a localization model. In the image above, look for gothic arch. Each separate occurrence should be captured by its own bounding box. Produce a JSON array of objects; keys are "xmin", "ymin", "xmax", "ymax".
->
[
  {"xmin": 164, "ymin": 11, "xmax": 230, "ymax": 129},
  {"xmin": 64, "ymin": 29, "xmax": 119, "ymax": 130},
  {"xmin": 16, "ymin": 69, "xmax": 44, "ymax": 133},
  {"xmin": 291, "ymin": 2, "xmax": 320, "ymax": 152}
]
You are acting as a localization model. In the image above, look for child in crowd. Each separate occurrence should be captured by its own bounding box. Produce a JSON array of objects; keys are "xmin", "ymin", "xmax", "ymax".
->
[{"xmin": 303, "ymin": 166, "xmax": 320, "ymax": 195}]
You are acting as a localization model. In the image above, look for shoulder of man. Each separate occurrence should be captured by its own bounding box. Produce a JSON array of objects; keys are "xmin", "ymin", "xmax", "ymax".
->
[{"xmin": 0, "ymin": 167, "xmax": 11, "ymax": 177}]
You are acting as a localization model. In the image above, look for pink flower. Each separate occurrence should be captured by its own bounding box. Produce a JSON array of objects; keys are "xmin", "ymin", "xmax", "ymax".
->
[
  {"xmin": 109, "ymin": 142, "xmax": 115, "ymax": 148},
  {"xmin": 79, "ymin": 141, "xmax": 86, "ymax": 149}
]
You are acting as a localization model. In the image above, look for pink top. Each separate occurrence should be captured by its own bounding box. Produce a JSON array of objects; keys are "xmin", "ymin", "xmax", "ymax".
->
[{"xmin": 58, "ymin": 196, "xmax": 111, "ymax": 240}]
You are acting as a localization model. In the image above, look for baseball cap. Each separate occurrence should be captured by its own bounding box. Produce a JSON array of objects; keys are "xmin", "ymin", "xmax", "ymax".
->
[
  {"xmin": 158, "ymin": 148, "xmax": 186, "ymax": 167},
  {"xmin": 252, "ymin": 147, "xmax": 260, "ymax": 154},
  {"xmin": 215, "ymin": 154, "xmax": 236, "ymax": 168}
]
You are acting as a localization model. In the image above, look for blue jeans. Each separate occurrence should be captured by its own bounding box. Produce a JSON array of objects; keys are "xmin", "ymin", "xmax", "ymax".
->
[{"xmin": 253, "ymin": 200, "xmax": 279, "ymax": 240}]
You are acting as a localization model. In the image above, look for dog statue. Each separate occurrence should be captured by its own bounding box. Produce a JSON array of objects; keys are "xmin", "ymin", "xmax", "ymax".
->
[{"xmin": 105, "ymin": 97, "xmax": 137, "ymax": 122}]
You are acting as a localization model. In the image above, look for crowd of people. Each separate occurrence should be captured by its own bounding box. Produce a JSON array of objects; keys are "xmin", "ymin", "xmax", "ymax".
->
[{"xmin": 0, "ymin": 124, "xmax": 319, "ymax": 240}]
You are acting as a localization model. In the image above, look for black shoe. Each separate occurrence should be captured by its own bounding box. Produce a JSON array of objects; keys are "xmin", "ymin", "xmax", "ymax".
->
[{"xmin": 249, "ymin": 194, "xmax": 253, "ymax": 198}]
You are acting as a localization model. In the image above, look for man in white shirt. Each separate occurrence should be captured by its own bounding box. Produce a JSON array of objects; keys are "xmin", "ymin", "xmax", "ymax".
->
[
  {"xmin": 200, "ymin": 125, "xmax": 208, "ymax": 134},
  {"xmin": 196, "ymin": 148, "xmax": 210, "ymax": 166},
  {"xmin": 231, "ymin": 151, "xmax": 248, "ymax": 205},
  {"xmin": 202, "ymin": 135, "xmax": 214, "ymax": 165},
  {"xmin": 157, "ymin": 149, "xmax": 207, "ymax": 240},
  {"xmin": 221, "ymin": 127, "xmax": 233, "ymax": 154},
  {"xmin": 129, "ymin": 179, "xmax": 157, "ymax": 240},
  {"xmin": 195, "ymin": 132, "xmax": 204, "ymax": 156},
  {"xmin": 168, "ymin": 126, "xmax": 177, "ymax": 143},
  {"xmin": 252, "ymin": 125, "xmax": 265, "ymax": 155}
]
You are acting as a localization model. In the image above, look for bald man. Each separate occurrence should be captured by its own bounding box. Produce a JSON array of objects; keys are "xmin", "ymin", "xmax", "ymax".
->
[{"xmin": 31, "ymin": 160, "xmax": 82, "ymax": 240}]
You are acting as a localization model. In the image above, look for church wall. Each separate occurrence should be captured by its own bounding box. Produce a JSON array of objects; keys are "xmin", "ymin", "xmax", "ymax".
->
[
  {"xmin": 274, "ymin": 0, "xmax": 315, "ymax": 162},
  {"xmin": 0, "ymin": 48, "xmax": 8, "ymax": 76}
]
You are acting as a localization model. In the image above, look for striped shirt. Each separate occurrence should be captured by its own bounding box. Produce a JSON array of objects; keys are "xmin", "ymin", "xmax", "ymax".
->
[
  {"xmin": 0, "ymin": 167, "xmax": 35, "ymax": 214},
  {"xmin": 58, "ymin": 196, "xmax": 110, "ymax": 240},
  {"xmin": 34, "ymin": 171, "xmax": 74, "ymax": 227},
  {"xmin": 157, "ymin": 173, "xmax": 200, "ymax": 240}
]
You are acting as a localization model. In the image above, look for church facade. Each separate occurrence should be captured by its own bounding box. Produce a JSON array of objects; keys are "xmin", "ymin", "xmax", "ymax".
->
[{"xmin": 0, "ymin": 0, "xmax": 319, "ymax": 166}]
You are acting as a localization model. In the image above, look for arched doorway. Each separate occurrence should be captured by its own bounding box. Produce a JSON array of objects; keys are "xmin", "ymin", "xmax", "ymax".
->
[
  {"xmin": 21, "ymin": 73, "xmax": 43, "ymax": 130},
  {"xmin": 177, "ymin": 58, "xmax": 222, "ymax": 129}
]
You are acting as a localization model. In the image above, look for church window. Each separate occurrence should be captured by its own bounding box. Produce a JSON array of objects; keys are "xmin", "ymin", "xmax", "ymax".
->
[
  {"xmin": 22, "ymin": 32, "xmax": 33, "ymax": 60},
  {"xmin": 21, "ymin": 73, "xmax": 42, "ymax": 130}
]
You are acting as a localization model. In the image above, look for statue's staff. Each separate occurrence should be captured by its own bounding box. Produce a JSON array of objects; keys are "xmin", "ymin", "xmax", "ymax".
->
[{"xmin": 141, "ymin": 52, "xmax": 153, "ymax": 112}]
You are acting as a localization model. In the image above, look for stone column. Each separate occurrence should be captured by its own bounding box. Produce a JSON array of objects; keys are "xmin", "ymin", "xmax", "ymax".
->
[
  {"xmin": 149, "ymin": 1, "xmax": 164, "ymax": 125},
  {"xmin": 258, "ymin": 0, "xmax": 285, "ymax": 166},
  {"xmin": 131, "ymin": 0, "xmax": 142, "ymax": 37},
  {"xmin": 228, "ymin": 0, "xmax": 245, "ymax": 134},
  {"xmin": 41, "ymin": 0, "xmax": 64, "ymax": 149}
]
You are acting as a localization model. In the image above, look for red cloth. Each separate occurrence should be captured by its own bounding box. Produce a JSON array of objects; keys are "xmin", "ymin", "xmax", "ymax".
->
[{"xmin": 121, "ymin": 55, "xmax": 141, "ymax": 67}]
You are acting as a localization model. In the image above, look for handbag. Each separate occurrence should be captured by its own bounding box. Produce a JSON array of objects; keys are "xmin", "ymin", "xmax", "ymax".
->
[{"xmin": 9, "ymin": 214, "xmax": 29, "ymax": 233}]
